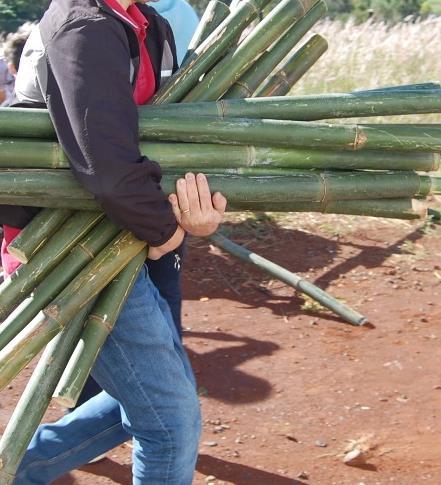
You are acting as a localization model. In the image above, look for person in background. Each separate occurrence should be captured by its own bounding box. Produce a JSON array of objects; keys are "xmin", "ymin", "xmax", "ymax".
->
[
  {"xmin": 0, "ymin": 24, "xmax": 34, "ymax": 107},
  {"xmin": 0, "ymin": 54, "xmax": 14, "ymax": 107},
  {"xmin": 153, "ymin": 0, "xmax": 199, "ymax": 64}
]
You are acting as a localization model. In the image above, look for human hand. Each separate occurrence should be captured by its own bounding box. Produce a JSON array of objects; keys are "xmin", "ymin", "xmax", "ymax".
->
[
  {"xmin": 168, "ymin": 173, "xmax": 227, "ymax": 237},
  {"xmin": 147, "ymin": 225, "xmax": 185, "ymax": 260}
]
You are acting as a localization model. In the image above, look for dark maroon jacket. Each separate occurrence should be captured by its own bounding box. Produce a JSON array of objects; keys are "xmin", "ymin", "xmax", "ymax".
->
[{"xmin": 1, "ymin": 0, "xmax": 179, "ymax": 246}]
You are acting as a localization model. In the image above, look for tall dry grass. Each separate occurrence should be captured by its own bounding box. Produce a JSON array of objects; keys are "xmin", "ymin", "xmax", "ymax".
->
[{"xmin": 290, "ymin": 16, "xmax": 441, "ymax": 123}]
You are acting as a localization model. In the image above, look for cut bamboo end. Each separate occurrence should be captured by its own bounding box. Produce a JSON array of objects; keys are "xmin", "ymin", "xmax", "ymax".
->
[
  {"xmin": 5, "ymin": 247, "xmax": 27, "ymax": 264},
  {"xmin": 412, "ymin": 199, "xmax": 429, "ymax": 219}
]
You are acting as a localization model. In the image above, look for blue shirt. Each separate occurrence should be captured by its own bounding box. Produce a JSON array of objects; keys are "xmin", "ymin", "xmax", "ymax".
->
[{"xmin": 153, "ymin": 0, "xmax": 199, "ymax": 65}]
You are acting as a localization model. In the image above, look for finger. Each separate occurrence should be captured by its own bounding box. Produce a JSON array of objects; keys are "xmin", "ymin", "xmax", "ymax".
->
[
  {"xmin": 212, "ymin": 192, "xmax": 227, "ymax": 215},
  {"xmin": 196, "ymin": 173, "xmax": 213, "ymax": 212},
  {"xmin": 168, "ymin": 193, "xmax": 182, "ymax": 224},
  {"xmin": 176, "ymin": 178, "xmax": 190, "ymax": 214},
  {"xmin": 185, "ymin": 172, "xmax": 201, "ymax": 214}
]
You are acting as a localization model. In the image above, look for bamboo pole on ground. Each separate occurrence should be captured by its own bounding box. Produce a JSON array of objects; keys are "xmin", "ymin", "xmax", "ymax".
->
[
  {"xmin": 0, "ymin": 219, "xmax": 120, "ymax": 351},
  {"xmin": 0, "ymin": 230, "xmax": 146, "ymax": 391},
  {"xmin": 182, "ymin": 0, "xmax": 318, "ymax": 102},
  {"xmin": 0, "ymin": 302, "xmax": 95, "ymax": 485},
  {"xmin": 7, "ymin": 208, "xmax": 72, "ymax": 264},
  {"xmin": 183, "ymin": 0, "xmax": 230, "ymax": 63},
  {"xmin": 253, "ymin": 34, "xmax": 328, "ymax": 96},
  {"xmin": 0, "ymin": 211, "xmax": 103, "ymax": 321},
  {"xmin": 2, "ymin": 139, "xmax": 439, "ymax": 172},
  {"xmin": 210, "ymin": 232, "xmax": 367, "ymax": 325},
  {"xmin": 53, "ymin": 251, "xmax": 147, "ymax": 407},
  {"xmin": 151, "ymin": 0, "xmax": 272, "ymax": 104},
  {"xmin": 224, "ymin": 0, "xmax": 327, "ymax": 99}
]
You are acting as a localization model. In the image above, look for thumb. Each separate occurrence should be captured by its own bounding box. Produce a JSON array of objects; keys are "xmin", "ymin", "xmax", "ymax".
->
[{"xmin": 212, "ymin": 192, "xmax": 227, "ymax": 216}]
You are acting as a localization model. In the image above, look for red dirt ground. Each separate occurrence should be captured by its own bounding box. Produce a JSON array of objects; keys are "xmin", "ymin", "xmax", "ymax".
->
[{"xmin": 2, "ymin": 211, "xmax": 441, "ymax": 484}]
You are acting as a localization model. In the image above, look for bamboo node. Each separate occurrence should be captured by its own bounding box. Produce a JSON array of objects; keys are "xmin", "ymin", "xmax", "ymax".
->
[
  {"xmin": 353, "ymin": 126, "xmax": 367, "ymax": 150},
  {"xmin": 88, "ymin": 314, "xmax": 114, "ymax": 334},
  {"xmin": 241, "ymin": 0, "xmax": 261, "ymax": 17},
  {"xmin": 232, "ymin": 80, "xmax": 253, "ymax": 97},
  {"xmin": 246, "ymin": 145, "xmax": 256, "ymax": 166},
  {"xmin": 217, "ymin": 100, "xmax": 228, "ymax": 118},
  {"xmin": 319, "ymin": 172, "xmax": 329, "ymax": 205},
  {"xmin": 76, "ymin": 243, "xmax": 95, "ymax": 260}
]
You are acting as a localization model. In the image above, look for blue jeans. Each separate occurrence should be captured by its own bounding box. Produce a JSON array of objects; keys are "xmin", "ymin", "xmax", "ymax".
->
[
  {"xmin": 14, "ymin": 265, "xmax": 201, "ymax": 484},
  {"xmin": 74, "ymin": 249, "xmax": 184, "ymax": 408}
]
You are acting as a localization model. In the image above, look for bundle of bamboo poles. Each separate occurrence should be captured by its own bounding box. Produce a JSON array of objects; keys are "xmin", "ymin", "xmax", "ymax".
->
[{"xmin": 0, "ymin": 0, "xmax": 440, "ymax": 480}]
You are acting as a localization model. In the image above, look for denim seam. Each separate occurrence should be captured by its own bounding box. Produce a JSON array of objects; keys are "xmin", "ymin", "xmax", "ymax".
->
[
  {"xmin": 16, "ymin": 421, "xmax": 123, "ymax": 476},
  {"xmin": 106, "ymin": 330, "xmax": 176, "ymax": 483}
]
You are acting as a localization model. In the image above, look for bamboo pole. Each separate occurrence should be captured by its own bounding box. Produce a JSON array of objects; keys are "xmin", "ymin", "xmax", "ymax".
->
[
  {"xmin": 2, "ymin": 90, "xmax": 441, "ymax": 141},
  {"xmin": 245, "ymin": 197, "xmax": 427, "ymax": 219},
  {"xmin": 1, "ymin": 139, "xmax": 438, "ymax": 172},
  {"xmin": 0, "ymin": 219, "xmax": 120, "ymax": 351},
  {"xmin": 136, "ymin": 116, "xmax": 441, "ymax": 152},
  {"xmin": 53, "ymin": 251, "xmax": 147, "ymax": 407},
  {"xmin": 209, "ymin": 232, "xmax": 367, "ymax": 325},
  {"xmin": 0, "ymin": 211, "xmax": 103, "ymax": 321},
  {"xmin": 0, "ymin": 169, "xmax": 438, "ymax": 208},
  {"xmin": 0, "ymin": 230, "xmax": 146, "ymax": 391},
  {"xmin": 7, "ymin": 209, "xmax": 73, "ymax": 264},
  {"xmin": 354, "ymin": 82, "xmax": 441, "ymax": 93},
  {"xmin": 151, "ymin": 0, "xmax": 271, "ymax": 104},
  {"xmin": 253, "ymin": 34, "xmax": 328, "ymax": 97},
  {"xmin": 224, "ymin": 0, "xmax": 327, "ymax": 99},
  {"xmin": 0, "ymin": 302, "xmax": 94, "ymax": 484},
  {"xmin": 140, "ymin": 90, "xmax": 441, "ymax": 121},
  {"xmin": 182, "ymin": 0, "xmax": 318, "ymax": 102},
  {"xmin": 183, "ymin": 0, "xmax": 230, "ymax": 63}
]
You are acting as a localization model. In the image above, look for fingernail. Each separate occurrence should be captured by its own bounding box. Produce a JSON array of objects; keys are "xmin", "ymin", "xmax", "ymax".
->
[
  {"xmin": 178, "ymin": 178, "xmax": 185, "ymax": 185},
  {"xmin": 185, "ymin": 172, "xmax": 195, "ymax": 180},
  {"xmin": 197, "ymin": 173, "xmax": 206, "ymax": 180}
]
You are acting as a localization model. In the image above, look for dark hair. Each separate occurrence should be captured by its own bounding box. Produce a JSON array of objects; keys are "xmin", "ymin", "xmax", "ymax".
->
[{"xmin": 3, "ymin": 30, "xmax": 31, "ymax": 71}]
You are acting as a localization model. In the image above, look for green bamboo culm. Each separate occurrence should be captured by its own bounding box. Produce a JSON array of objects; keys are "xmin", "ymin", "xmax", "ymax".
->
[
  {"xmin": 0, "ymin": 211, "xmax": 103, "ymax": 321},
  {"xmin": 7, "ymin": 208, "xmax": 73, "ymax": 264},
  {"xmin": 209, "ymin": 232, "xmax": 367, "ymax": 325},
  {"xmin": 0, "ymin": 230, "xmax": 146, "ymax": 391},
  {"xmin": 254, "ymin": 34, "xmax": 328, "ymax": 97},
  {"xmin": 0, "ymin": 137, "xmax": 68, "ymax": 166},
  {"xmin": 183, "ymin": 0, "xmax": 230, "ymax": 63},
  {"xmin": 0, "ymin": 302, "xmax": 95, "ymax": 485},
  {"xmin": 246, "ymin": 197, "xmax": 426, "ymax": 219},
  {"xmin": 141, "ymin": 90, "xmax": 441, "ymax": 121},
  {"xmin": 183, "ymin": 0, "xmax": 318, "ymax": 102},
  {"xmin": 0, "ymin": 169, "xmax": 438, "ymax": 210},
  {"xmin": 2, "ymin": 138, "xmax": 438, "ymax": 172},
  {"xmin": 53, "ymin": 250, "xmax": 147, "ymax": 407},
  {"xmin": 0, "ymin": 219, "xmax": 120, "ymax": 351},
  {"xmin": 354, "ymin": 82, "xmax": 441, "ymax": 94},
  {"xmin": 136, "ymin": 116, "xmax": 441, "ymax": 152},
  {"xmin": 152, "ymin": 0, "xmax": 272, "ymax": 104},
  {"xmin": 224, "ymin": 0, "xmax": 327, "ymax": 99},
  {"xmin": 2, "ymin": 90, "xmax": 441, "ymax": 141}
]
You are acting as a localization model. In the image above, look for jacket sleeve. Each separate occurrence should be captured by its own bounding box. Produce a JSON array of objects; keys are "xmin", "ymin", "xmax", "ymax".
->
[{"xmin": 44, "ymin": 16, "xmax": 178, "ymax": 246}]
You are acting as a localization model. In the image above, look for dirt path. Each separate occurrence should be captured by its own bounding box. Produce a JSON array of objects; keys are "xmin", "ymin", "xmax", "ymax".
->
[{"xmin": 2, "ymin": 213, "xmax": 441, "ymax": 484}]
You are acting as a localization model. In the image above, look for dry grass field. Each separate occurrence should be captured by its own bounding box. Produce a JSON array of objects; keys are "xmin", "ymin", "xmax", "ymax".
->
[{"xmin": 291, "ymin": 16, "xmax": 441, "ymax": 124}]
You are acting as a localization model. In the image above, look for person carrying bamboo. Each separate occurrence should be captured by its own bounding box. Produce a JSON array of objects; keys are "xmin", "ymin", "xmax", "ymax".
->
[{"xmin": 1, "ymin": 0, "xmax": 226, "ymax": 483}]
